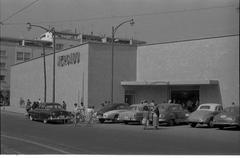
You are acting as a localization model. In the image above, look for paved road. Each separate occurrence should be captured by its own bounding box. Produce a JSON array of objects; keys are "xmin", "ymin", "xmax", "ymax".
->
[{"xmin": 1, "ymin": 111, "xmax": 240, "ymax": 155}]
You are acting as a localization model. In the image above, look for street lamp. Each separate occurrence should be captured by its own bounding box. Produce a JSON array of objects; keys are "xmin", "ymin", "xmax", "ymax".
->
[
  {"xmin": 27, "ymin": 22, "xmax": 56, "ymax": 103},
  {"xmin": 111, "ymin": 18, "xmax": 134, "ymax": 104}
]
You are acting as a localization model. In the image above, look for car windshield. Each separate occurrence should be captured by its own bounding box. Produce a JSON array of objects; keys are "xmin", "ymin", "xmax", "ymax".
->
[
  {"xmin": 130, "ymin": 105, "xmax": 142, "ymax": 111},
  {"xmin": 223, "ymin": 107, "xmax": 239, "ymax": 113},
  {"xmin": 116, "ymin": 105, "xmax": 129, "ymax": 110},
  {"xmin": 199, "ymin": 105, "xmax": 210, "ymax": 110},
  {"xmin": 45, "ymin": 104, "xmax": 63, "ymax": 110},
  {"xmin": 158, "ymin": 105, "xmax": 168, "ymax": 111}
]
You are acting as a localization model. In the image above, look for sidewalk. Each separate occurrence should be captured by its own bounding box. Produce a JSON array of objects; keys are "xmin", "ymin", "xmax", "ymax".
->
[{"xmin": 0, "ymin": 106, "xmax": 26, "ymax": 114}]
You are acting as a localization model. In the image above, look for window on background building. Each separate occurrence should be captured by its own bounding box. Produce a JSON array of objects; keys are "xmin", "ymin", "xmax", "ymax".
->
[
  {"xmin": 0, "ymin": 62, "xmax": 6, "ymax": 69},
  {"xmin": 16, "ymin": 52, "xmax": 24, "ymax": 61},
  {"xmin": 0, "ymin": 75, "xmax": 5, "ymax": 81},
  {"xmin": 24, "ymin": 52, "xmax": 31, "ymax": 61},
  {"xmin": 56, "ymin": 43, "xmax": 64, "ymax": 50},
  {"xmin": 0, "ymin": 50, "xmax": 7, "ymax": 57}
]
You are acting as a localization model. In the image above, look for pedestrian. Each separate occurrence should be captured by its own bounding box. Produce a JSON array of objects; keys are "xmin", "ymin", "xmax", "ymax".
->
[
  {"xmin": 232, "ymin": 102, "xmax": 235, "ymax": 106},
  {"xmin": 38, "ymin": 98, "xmax": 41, "ymax": 104},
  {"xmin": 153, "ymin": 105, "xmax": 160, "ymax": 129},
  {"xmin": 150, "ymin": 100, "xmax": 155, "ymax": 107},
  {"xmin": 62, "ymin": 101, "xmax": 67, "ymax": 110},
  {"xmin": 142, "ymin": 105, "xmax": 149, "ymax": 130},
  {"xmin": 79, "ymin": 102, "xmax": 86, "ymax": 122},
  {"xmin": 86, "ymin": 106, "xmax": 95, "ymax": 126},
  {"xmin": 73, "ymin": 103, "xmax": 80, "ymax": 127},
  {"xmin": 25, "ymin": 99, "xmax": 32, "ymax": 116}
]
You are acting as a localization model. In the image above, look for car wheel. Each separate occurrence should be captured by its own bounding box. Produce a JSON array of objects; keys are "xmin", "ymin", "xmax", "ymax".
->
[
  {"xmin": 99, "ymin": 119, "xmax": 105, "ymax": 123},
  {"xmin": 29, "ymin": 115, "xmax": 34, "ymax": 121},
  {"xmin": 168, "ymin": 119, "xmax": 175, "ymax": 126},
  {"xmin": 190, "ymin": 123, "xmax": 197, "ymax": 128},
  {"xmin": 43, "ymin": 119, "xmax": 47, "ymax": 124},
  {"xmin": 124, "ymin": 121, "xmax": 128, "ymax": 124},
  {"xmin": 208, "ymin": 119, "xmax": 214, "ymax": 128}
]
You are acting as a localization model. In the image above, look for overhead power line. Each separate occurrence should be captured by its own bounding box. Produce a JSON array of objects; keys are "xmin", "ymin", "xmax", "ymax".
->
[
  {"xmin": 2, "ymin": 4, "xmax": 237, "ymax": 26},
  {"xmin": 0, "ymin": 0, "xmax": 40, "ymax": 24}
]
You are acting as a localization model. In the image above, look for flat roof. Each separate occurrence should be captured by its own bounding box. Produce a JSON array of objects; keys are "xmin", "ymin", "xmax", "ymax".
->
[{"xmin": 121, "ymin": 80, "xmax": 219, "ymax": 86}]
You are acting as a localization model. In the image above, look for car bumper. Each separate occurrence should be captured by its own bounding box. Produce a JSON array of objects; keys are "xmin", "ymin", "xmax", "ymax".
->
[
  {"xmin": 158, "ymin": 118, "xmax": 167, "ymax": 123},
  {"xmin": 213, "ymin": 122, "xmax": 239, "ymax": 127},
  {"xmin": 48, "ymin": 116, "xmax": 71, "ymax": 121}
]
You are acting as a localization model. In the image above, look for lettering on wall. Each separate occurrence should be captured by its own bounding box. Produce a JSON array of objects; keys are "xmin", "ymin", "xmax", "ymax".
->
[{"xmin": 57, "ymin": 52, "xmax": 80, "ymax": 67}]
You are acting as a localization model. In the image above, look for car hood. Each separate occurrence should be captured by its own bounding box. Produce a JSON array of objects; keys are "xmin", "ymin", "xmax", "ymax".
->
[
  {"xmin": 104, "ymin": 109, "xmax": 129, "ymax": 115},
  {"xmin": 189, "ymin": 110, "xmax": 213, "ymax": 120}
]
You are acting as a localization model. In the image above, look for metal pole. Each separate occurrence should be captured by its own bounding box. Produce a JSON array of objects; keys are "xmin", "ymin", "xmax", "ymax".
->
[
  {"xmin": 52, "ymin": 30, "xmax": 56, "ymax": 103},
  {"xmin": 42, "ymin": 45, "xmax": 47, "ymax": 103},
  {"xmin": 111, "ymin": 26, "xmax": 114, "ymax": 104}
]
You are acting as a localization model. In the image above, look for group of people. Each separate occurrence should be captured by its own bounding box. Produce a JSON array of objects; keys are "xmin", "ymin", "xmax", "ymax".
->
[
  {"xmin": 141, "ymin": 100, "xmax": 160, "ymax": 130},
  {"xmin": 73, "ymin": 102, "xmax": 96, "ymax": 127},
  {"xmin": 25, "ymin": 98, "xmax": 42, "ymax": 114}
]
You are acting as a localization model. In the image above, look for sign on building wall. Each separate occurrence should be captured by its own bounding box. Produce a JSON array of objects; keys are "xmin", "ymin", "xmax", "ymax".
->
[{"xmin": 57, "ymin": 52, "xmax": 80, "ymax": 67}]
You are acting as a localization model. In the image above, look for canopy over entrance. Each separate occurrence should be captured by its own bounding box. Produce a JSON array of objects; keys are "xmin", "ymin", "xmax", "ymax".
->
[{"xmin": 121, "ymin": 80, "xmax": 219, "ymax": 86}]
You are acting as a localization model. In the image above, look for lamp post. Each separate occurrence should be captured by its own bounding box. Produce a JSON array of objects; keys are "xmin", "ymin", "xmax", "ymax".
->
[
  {"xmin": 27, "ymin": 22, "xmax": 56, "ymax": 103},
  {"xmin": 111, "ymin": 19, "xmax": 134, "ymax": 104}
]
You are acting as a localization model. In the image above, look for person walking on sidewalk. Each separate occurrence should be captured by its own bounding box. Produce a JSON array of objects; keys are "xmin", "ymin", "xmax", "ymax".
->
[{"xmin": 153, "ymin": 105, "xmax": 160, "ymax": 129}]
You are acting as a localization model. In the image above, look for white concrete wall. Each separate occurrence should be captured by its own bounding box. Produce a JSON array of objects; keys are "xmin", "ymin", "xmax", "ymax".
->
[
  {"xmin": 10, "ymin": 44, "xmax": 89, "ymax": 111},
  {"xmin": 137, "ymin": 35, "xmax": 239, "ymax": 106},
  {"xmin": 88, "ymin": 43, "xmax": 137, "ymax": 110}
]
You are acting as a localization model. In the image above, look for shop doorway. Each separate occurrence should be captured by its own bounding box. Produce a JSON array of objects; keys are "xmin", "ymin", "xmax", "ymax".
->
[
  {"xmin": 171, "ymin": 90, "xmax": 199, "ymax": 112},
  {"xmin": 125, "ymin": 95, "xmax": 135, "ymax": 105}
]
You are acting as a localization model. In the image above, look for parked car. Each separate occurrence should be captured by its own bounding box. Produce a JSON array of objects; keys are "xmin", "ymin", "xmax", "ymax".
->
[
  {"xmin": 188, "ymin": 103, "xmax": 223, "ymax": 128},
  {"xmin": 28, "ymin": 102, "xmax": 73, "ymax": 124},
  {"xmin": 156, "ymin": 103, "xmax": 190, "ymax": 126},
  {"xmin": 117, "ymin": 104, "xmax": 154, "ymax": 124},
  {"xmin": 97, "ymin": 103, "xmax": 129, "ymax": 122},
  {"xmin": 213, "ymin": 105, "xmax": 240, "ymax": 130},
  {"xmin": 101, "ymin": 105, "xmax": 130, "ymax": 123}
]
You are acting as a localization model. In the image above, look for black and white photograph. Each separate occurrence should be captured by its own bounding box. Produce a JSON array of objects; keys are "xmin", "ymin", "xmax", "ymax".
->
[{"xmin": 0, "ymin": 0, "xmax": 239, "ymax": 156}]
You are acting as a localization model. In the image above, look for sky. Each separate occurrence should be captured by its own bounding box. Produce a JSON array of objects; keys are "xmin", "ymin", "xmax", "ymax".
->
[{"xmin": 0, "ymin": 0, "xmax": 239, "ymax": 43}]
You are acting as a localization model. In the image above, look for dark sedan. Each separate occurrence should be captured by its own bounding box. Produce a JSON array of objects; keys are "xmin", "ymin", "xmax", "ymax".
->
[
  {"xmin": 213, "ymin": 105, "xmax": 240, "ymax": 130},
  {"xmin": 28, "ymin": 102, "xmax": 73, "ymax": 124},
  {"xmin": 156, "ymin": 103, "xmax": 190, "ymax": 126}
]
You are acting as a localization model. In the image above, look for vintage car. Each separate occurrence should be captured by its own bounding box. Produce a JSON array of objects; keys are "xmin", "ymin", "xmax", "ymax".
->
[
  {"xmin": 213, "ymin": 105, "xmax": 240, "ymax": 130},
  {"xmin": 117, "ymin": 104, "xmax": 154, "ymax": 124},
  {"xmin": 28, "ymin": 102, "xmax": 73, "ymax": 124},
  {"xmin": 97, "ymin": 103, "xmax": 129, "ymax": 122},
  {"xmin": 156, "ymin": 103, "xmax": 190, "ymax": 126},
  {"xmin": 100, "ymin": 105, "xmax": 130, "ymax": 123},
  {"xmin": 188, "ymin": 103, "xmax": 223, "ymax": 128}
]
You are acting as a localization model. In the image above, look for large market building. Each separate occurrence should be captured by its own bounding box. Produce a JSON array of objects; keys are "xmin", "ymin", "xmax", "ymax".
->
[{"xmin": 10, "ymin": 35, "xmax": 239, "ymax": 111}]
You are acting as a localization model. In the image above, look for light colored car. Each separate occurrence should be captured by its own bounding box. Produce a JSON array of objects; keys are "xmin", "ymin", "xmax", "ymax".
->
[
  {"xmin": 117, "ymin": 104, "xmax": 154, "ymax": 124},
  {"xmin": 188, "ymin": 103, "xmax": 223, "ymax": 128},
  {"xmin": 100, "ymin": 104, "xmax": 130, "ymax": 123},
  {"xmin": 213, "ymin": 105, "xmax": 240, "ymax": 130}
]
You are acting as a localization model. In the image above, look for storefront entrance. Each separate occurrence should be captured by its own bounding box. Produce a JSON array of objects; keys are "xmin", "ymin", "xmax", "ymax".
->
[
  {"xmin": 171, "ymin": 90, "xmax": 199, "ymax": 112},
  {"xmin": 125, "ymin": 95, "xmax": 135, "ymax": 105}
]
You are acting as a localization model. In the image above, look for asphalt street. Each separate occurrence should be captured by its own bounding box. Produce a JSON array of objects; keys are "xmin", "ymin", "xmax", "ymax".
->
[{"xmin": 1, "ymin": 111, "xmax": 240, "ymax": 155}]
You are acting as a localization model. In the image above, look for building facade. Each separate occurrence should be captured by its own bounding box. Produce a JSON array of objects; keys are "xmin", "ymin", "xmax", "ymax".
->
[
  {"xmin": 10, "ymin": 35, "xmax": 239, "ymax": 111},
  {"xmin": 0, "ymin": 37, "xmax": 52, "ymax": 105},
  {"xmin": 10, "ymin": 42, "xmax": 137, "ymax": 110},
  {"xmin": 123, "ymin": 35, "xmax": 239, "ymax": 109}
]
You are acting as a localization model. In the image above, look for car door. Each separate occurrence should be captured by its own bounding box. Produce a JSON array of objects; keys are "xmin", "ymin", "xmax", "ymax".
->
[{"xmin": 32, "ymin": 107, "xmax": 42, "ymax": 120}]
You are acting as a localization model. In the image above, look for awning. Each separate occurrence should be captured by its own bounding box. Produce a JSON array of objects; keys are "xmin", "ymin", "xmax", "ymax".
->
[{"xmin": 121, "ymin": 80, "xmax": 219, "ymax": 86}]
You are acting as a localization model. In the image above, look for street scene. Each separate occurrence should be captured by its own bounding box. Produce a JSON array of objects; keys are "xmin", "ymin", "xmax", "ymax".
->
[
  {"xmin": 0, "ymin": 0, "xmax": 239, "ymax": 156},
  {"xmin": 1, "ymin": 111, "xmax": 240, "ymax": 154}
]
